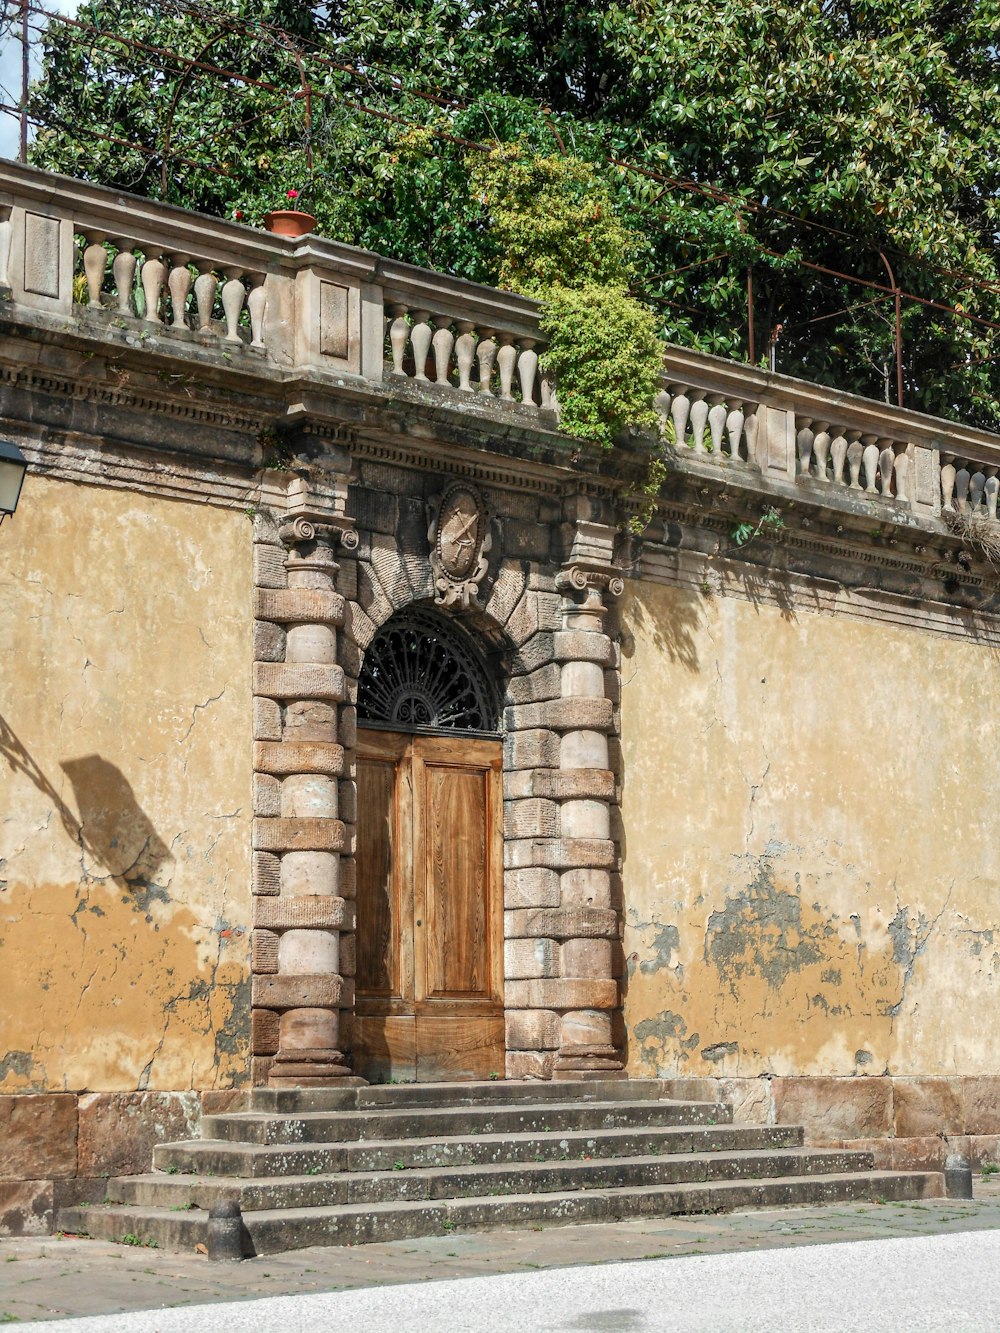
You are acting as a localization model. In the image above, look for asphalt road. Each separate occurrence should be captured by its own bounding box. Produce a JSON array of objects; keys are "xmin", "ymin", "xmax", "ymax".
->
[{"xmin": 19, "ymin": 1229, "xmax": 1000, "ymax": 1332}]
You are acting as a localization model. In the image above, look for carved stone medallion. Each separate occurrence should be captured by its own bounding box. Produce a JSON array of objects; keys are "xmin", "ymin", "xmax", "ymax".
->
[{"xmin": 428, "ymin": 482, "xmax": 491, "ymax": 608}]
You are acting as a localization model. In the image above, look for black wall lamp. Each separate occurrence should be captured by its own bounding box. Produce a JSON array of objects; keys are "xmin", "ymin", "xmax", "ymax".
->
[{"xmin": 0, "ymin": 440, "xmax": 27, "ymax": 525}]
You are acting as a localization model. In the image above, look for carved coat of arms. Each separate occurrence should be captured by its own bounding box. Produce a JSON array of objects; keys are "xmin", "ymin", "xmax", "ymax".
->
[{"xmin": 428, "ymin": 482, "xmax": 491, "ymax": 608}]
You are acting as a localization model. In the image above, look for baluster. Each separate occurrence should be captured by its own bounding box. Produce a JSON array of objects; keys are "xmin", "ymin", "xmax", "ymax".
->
[
  {"xmin": 670, "ymin": 384, "xmax": 691, "ymax": 447},
  {"xmin": 111, "ymin": 239, "xmax": 136, "ymax": 316},
  {"xmin": 830, "ymin": 427, "xmax": 848, "ymax": 485},
  {"xmin": 940, "ymin": 454, "xmax": 957, "ymax": 511},
  {"xmin": 704, "ymin": 394, "xmax": 725, "ymax": 456},
  {"xmin": 689, "ymin": 391, "xmax": 708, "ymax": 450},
  {"xmin": 431, "ymin": 316, "xmax": 454, "ymax": 385},
  {"xmin": 725, "ymin": 400, "xmax": 745, "ymax": 460},
  {"xmin": 167, "ymin": 253, "xmax": 192, "ymax": 331},
  {"xmin": 454, "ymin": 321, "xmax": 477, "ymax": 391},
  {"xmin": 247, "ymin": 273, "xmax": 266, "ymax": 349},
  {"xmin": 877, "ymin": 441, "xmax": 895, "ymax": 498},
  {"xmin": 846, "ymin": 432, "xmax": 864, "ymax": 489},
  {"xmin": 477, "ymin": 327, "xmax": 497, "ymax": 394},
  {"xmin": 0, "ymin": 207, "xmax": 11, "ymax": 288},
  {"xmin": 796, "ymin": 417, "xmax": 815, "ymax": 477},
  {"xmin": 388, "ymin": 303, "xmax": 410, "ymax": 374},
  {"xmin": 140, "ymin": 248, "xmax": 166, "ymax": 324},
  {"xmin": 517, "ymin": 338, "xmax": 539, "ymax": 405},
  {"xmin": 194, "ymin": 261, "xmax": 217, "ymax": 335},
  {"xmin": 82, "ymin": 231, "xmax": 107, "ymax": 308},
  {"xmin": 861, "ymin": 435, "xmax": 880, "ymax": 494},
  {"xmin": 410, "ymin": 309, "xmax": 432, "ymax": 381},
  {"xmin": 497, "ymin": 334, "xmax": 517, "ymax": 401},
  {"xmin": 969, "ymin": 463, "xmax": 986, "ymax": 514},
  {"xmin": 955, "ymin": 460, "xmax": 971, "ymax": 513},
  {"xmin": 985, "ymin": 467, "xmax": 999, "ymax": 521},
  {"xmin": 893, "ymin": 447, "xmax": 910, "ymax": 505},
  {"xmin": 813, "ymin": 421, "xmax": 831, "ymax": 481},
  {"xmin": 744, "ymin": 404, "xmax": 759, "ymax": 463},
  {"xmin": 221, "ymin": 267, "xmax": 246, "ymax": 344},
  {"xmin": 540, "ymin": 372, "xmax": 556, "ymax": 411}
]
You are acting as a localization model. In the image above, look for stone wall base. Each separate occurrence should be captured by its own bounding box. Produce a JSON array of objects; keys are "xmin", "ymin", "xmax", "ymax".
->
[{"xmin": 0, "ymin": 1090, "xmax": 248, "ymax": 1236}]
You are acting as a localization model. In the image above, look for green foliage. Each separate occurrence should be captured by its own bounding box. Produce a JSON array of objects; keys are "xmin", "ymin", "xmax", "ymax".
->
[
  {"xmin": 731, "ymin": 507, "xmax": 786, "ymax": 548},
  {"xmin": 540, "ymin": 285, "xmax": 662, "ymax": 447},
  {"xmin": 25, "ymin": 0, "xmax": 1000, "ymax": 426}
]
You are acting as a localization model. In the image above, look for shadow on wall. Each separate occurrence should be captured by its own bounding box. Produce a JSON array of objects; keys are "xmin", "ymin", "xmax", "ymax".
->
[{"xmin": 0, "ymin": 713, "xmax": 173, "ymax": 902}]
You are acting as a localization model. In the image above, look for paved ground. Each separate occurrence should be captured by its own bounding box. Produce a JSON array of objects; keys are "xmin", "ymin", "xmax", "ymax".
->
[
  {"xmin": 3, "ymin": 1183, "xmax": 1000, "ymax": 1326},
  {"xmin": 10, "ymin": 1230, "xmax": 1000, "ymax": 1332}
]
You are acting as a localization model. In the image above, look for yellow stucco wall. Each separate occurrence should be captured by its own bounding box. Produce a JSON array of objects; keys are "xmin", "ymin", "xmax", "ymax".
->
[
  {"xmin": 620, "ymin": 579, "xmax": 1000, "ymax": 1080},
  {"xmin": 0, "ymin": 474, "xmax": 252, "ymax": 1093}
]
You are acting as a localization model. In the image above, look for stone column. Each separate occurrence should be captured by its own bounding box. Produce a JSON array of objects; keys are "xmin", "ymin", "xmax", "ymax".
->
[
  {"xmin": 252, "ymin": 505, "xmax": 362, "ymax": 1087},
  {"xmin": 550, "ymin": 564, "xmax": 624, "ymax": 1079}
]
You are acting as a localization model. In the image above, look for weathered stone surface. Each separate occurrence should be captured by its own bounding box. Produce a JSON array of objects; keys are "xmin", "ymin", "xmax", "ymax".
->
[
  {"xmin": 254, "ymin": 587, "xmax": 346, "ymax": 625},
  {"xmin": 253, "ymin": 620, "xmax": 286, "ymax": 662},
  {"xmin": 254, "ymin": 741, "xmax": 345, "ymax": 777},
  {"xmin": 553, "ymin": 630, "xmax": 613, "ymax": 664},
  {"xmin": 252, "ymin": 928, "xmax": 280, "ymax": 973},
  {"xmin": 507, "ymin": 698, "xmax": 613, "ymax": 734},
  {"xmin": 0, "ymin": 1094, "xmax": 77, "ymax": 1180},
  {"xmin": 253, "ymin": 543, "xmax": 286, "ymax": 590},
  {"xmin": 0, "ymin": 1180, "xmax": 54, "ymax": 1236},
  {"xmin": 252, "ymin": 851, "xmax": 281, "ymax": 896},
  {"xmin": 253, "ymin": 662, "xmax": 346, "ymax": 702},
  {"xmin": 513, "ymin": 631, "xmax": 556, "ymax": 673},
  {"xmin": 505, "ymin": 978, "xmax": 618, "ymax": 1010},
  {"xmin": 252, "ymin": 1007, "xmax": 280, "ymax": 1056},
  {"xmin": 772, "ymin": 1077, "xmax": 892, "ymax": 1144},
  {"xmin": 504, "ymin": 729, "xmax": 560, "ymax": 771},
  {"xmin": 505, "ymin": 1050, "xmax": 555, "ymax": 1079},
  {"xmin": 504, "ymin": 868, "xmax": 561, "ymax": 909},
  {"xmin": 893, "ymin": 1077, "xmax": 965, "ymax": 1138},
  {"xmin": 254, "ymin": 896, "xmax": 353, "ymax": 931},
  {"xmin": 505, "ymin": 907, "xmax": 619, "ymax": 940},
  {"xmin": 505, "ymin": 663, "xmax": 561, "ymax": 707},
  {"xmin": 253, "ymin": 696, "xmax": 283, "ymax": 742},
  {"xmin": 77, "ymin": 1092, "xmax": 200, "ymax": 1177},
  {"xmin": 506, "ymin": 590, "xmax": 561, "ymax": 647},
  {"xmin": 519, "ymin": 769, "xmax": 615, "ymax": 802},
  {"xmin": 560, "ymin": 869, "xmax": 613, "ymax": 910},
  {"xmin": 561, "ymin": 937, "xmax": 613, "ymax": 978},
  {"xmin": 505, "ymin": 1009, "xmax": 561, "ymax": 1050},
  {"xmin": 251, "ymin": 974, "xmax": 351, "ymax": 1010},
  {"xmin": 962, "ymin": 1077, "xmax": 1000, "ymax": 1135},
  {"xmin": 504, "ymin": 937, "xmax": 559, "ymax": 979},
  {"xmin": 253, "ymin": 818, "xmax": 347, "ymax": 852},
  {"xmin": 504, "ymin": 798, "xmax": 559, "ymax": 839},
  {"xmin": 504, "ymin": 838, "xmax": 617, "ymax": 871},
  {"xmin": 253, "ymin": 773, "xmax": 281, "ymax": 817},
  {"xmin": 716, "ymin": 1076, "xmax": 774, "ymax": 1126}
]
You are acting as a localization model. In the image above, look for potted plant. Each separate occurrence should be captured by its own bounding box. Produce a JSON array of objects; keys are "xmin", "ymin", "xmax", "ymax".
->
[{"xmin": 261, "ymin": 189, "xmax": 316, "ymax": 239}]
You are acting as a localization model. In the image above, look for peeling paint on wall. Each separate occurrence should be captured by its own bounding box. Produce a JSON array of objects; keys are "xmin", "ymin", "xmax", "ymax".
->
[
  {"xmin": 0, "ymin": 477, "xmax": 253, "ymax": 1093},
  {"xmin": 618, "ymin": 579, "xmax": 1000, "ymax": 1079}
]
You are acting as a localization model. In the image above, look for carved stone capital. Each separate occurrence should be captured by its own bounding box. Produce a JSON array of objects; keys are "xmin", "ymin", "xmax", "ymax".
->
[
  {"xmin": 278, "ymin": 514, "xmax": 358, "ymax": 553},
  {"xmin": 555, "ymin": 564, "xmax": 625, "ymax": 601}
]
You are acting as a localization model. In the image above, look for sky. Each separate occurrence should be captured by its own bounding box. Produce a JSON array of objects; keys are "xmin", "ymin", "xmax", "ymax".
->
[{"xmin": 0, "ymin": 1, "xmax": 81, "ymax": 160}]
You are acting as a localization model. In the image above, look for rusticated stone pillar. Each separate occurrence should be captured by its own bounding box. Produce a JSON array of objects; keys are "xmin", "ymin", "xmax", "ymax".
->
[
  {"xmin": 252, "ymin": 500, "xmax": 363, "ymax": 1087},
  {"xmin": 549, "ymin": 564, "xmax": 624, "ymax": 1079}
]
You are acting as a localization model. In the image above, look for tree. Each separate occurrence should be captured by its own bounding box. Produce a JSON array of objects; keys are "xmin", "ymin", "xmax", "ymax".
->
[{"xmin": 27, "ymin": 0, "xmax": 1000, "ymax": 428}]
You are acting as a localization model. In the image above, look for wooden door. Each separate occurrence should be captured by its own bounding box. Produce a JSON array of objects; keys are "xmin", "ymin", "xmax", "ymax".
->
[{"xmin": 354, "ymin": 727, "xmax": 504, "ymax": 1082}]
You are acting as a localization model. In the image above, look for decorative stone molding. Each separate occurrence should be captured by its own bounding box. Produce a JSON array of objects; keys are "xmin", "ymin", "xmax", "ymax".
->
[
  {"xmin": 427, "ymin": 481, "xmax": 492, "ymax": 608},
  {"xmin": 251, "ymin": 470, "xmax": 363, "ymax": 1087}
]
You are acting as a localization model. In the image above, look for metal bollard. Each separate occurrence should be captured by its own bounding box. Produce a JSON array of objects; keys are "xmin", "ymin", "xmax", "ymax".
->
[
  {"xmin": 206, "ymin": 1200, "xmax": 245, "ymax": 1261},
  {"xmin": 945, "ymin": 1152, "xmax": 973, "ymax": 1200}
]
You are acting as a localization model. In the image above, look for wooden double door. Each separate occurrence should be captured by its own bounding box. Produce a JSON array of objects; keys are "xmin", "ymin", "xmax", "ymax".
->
[{"xmin": 354, "ymin": 727, "xmax": 504, "ymax": 1082}]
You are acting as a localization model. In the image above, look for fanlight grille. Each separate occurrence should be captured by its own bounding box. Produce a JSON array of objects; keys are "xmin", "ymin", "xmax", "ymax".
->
[{"xmin": 357, "ymin": 607, "xmax": 499, "ymax": 734}]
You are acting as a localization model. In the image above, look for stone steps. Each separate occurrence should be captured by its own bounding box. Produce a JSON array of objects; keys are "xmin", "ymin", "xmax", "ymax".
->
[
  {"xmin": 57, "ymin": 1079, "xmax": 944, "ymax": 1256},
  {"xmin": 152, "ymin": 1121, "xmax": 803, "ymax": 1177},
  {"xmin": 61, "ymin": 1170, "xmax": 940, "ymax": 1257}
]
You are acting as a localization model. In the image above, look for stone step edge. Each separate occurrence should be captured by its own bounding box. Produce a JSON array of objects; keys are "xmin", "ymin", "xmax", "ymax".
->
[
  {"xmin": 61, "ymin": 1169, "xmax": 942, "ymax": 1241},
  {"xmin": 207, "ymin": 1097, "xmax": 730, "ymax": 1125},
  {"xmin": 118, "ymin": 1147, "xmax": 877, "ymax": 1196}
]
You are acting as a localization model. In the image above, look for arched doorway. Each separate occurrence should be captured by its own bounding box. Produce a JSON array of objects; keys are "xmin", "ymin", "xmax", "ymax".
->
[{"xmin": 354, "ymin": 606, "xmax": 505, "ymax": 1082}]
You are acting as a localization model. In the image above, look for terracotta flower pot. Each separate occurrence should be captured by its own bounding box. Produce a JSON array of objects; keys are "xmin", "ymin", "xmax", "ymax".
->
[{"xmin": 263, "ymin": 209, "xmax": 316, "ymax": 239}]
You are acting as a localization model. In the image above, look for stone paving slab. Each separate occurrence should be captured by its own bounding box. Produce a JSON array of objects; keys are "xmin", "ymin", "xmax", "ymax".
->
[{"xmin": 3, "ymin": 1185, "xmax": 1000, "ymax": 1325}]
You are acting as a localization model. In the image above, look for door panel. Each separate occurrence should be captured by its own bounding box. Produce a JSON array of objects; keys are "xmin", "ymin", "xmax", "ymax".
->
[{"xmin": 354, "ymin": 727, "xmax": 503, "ymax": 1082}]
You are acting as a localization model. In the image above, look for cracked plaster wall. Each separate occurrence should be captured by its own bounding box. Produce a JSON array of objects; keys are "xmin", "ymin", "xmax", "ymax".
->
[
  {"xmin": 0, "ymin": 475, "xmax": 252, "ymax": 1093},
  {"xmin": 619, "ymin": 578, "xmax": 1000, "ymax": 1081}
]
